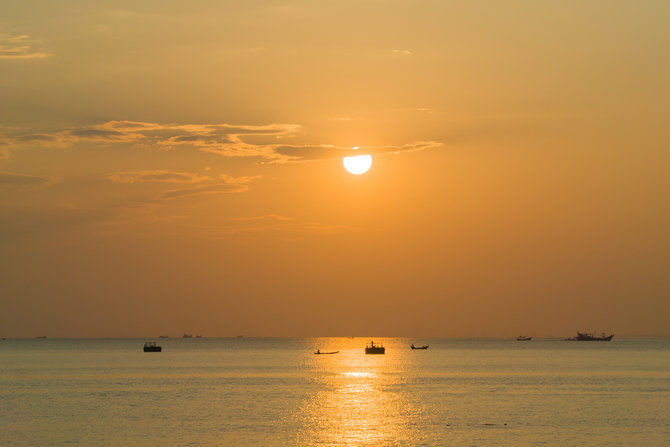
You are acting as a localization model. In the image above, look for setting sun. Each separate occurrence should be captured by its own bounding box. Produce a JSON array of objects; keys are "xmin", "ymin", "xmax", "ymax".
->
[{"xmin": 343, "ymin": 154, "xmax": 372, "ymax": 175}]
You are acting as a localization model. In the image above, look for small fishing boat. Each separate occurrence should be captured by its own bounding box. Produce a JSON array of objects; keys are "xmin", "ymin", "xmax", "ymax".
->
[
  {"xmin": 570, "ymin": 331, "xmax": 614, "ymax": 341},
  {"xmin": 314, "ymin": 350, "xmax": 339, "ymax": 355},
  {"xmin": 143, "ymin": 342, "xmax": 162, "ymax": 352},
  {"xmin": 410, "ymin": 344, "xmax": 429, "ymax": 349},
  {"xmin": 516, "ymin": 336, "xmax": 532, "ymax": 341},
  {"xmin": 365, "ymin": 341, "xmax": 385, "ymax": 354}
]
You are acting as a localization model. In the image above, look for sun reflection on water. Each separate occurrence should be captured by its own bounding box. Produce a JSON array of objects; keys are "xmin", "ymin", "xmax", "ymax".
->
[
  {"xmin": 294, "ymin": 338, "xmax": 424, "ymax": 446},
  {"xmin": 341, "ymin": 371, "xmax": 375, "ymax": 378}
]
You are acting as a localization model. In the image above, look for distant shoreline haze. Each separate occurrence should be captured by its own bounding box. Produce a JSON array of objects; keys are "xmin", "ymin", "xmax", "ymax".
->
[{"xmin": 4, "ymin": 334, "xmax": 667, "ymax": 340}]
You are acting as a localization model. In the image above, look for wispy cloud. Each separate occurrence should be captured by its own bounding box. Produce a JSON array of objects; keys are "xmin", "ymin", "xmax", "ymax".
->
[
  {"xmin": 0, "ymin": 171, "xmax": 55, "ymax": 188},
  {"xmin": 1, "ymin": 120, "xmax": 442, "ymax": 162},
  {"xmin": 106, "ymin": 168, "xmax": 259, "ymax": 200},
  {"xmin": 0, "ymin": 140, "xmax": 9, "ymax": 160},
  {"xmin": 391, "ymin": 49, "xmax": 412, "ymax": 55},
  {"xmin": 153, "ymin": 173, "xmax": 260, "ymax": 200},
  {"xmin": 233, "ymin": 214, "xmax": 295, "ymax": 222},
  {"xmin": 100, "ymin": 209, "xmax": 353, "ymax": 240},
  {"xmin": 69, "ymin": 121, "xmax": 298, "ymax": 159},
  {"xmin": 194, "ymin": 214, "xmax": 352, "ymax": 238},
  {"xmin": 0, "ymin": 204, "xmax": 107, "ymax": 243},
  {"xmin": 273, "ymin": 141, "xmax": 443, "ymax": 162},
  {"xmin": 156, "ymin": 184, "xmax": 245, "ymax": 200},
  {"xmin": 108, "ymin": 170, "xmax": 211, "ymax": 184},
  {"xmin": 0, "ymin": 29, "xmax": 51, "ymax": 59}
]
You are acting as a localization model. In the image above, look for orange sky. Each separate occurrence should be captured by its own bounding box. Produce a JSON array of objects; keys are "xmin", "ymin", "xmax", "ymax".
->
[{"xmin": 1, "ymin": 1, "xmax": 669, "ymax": 337}]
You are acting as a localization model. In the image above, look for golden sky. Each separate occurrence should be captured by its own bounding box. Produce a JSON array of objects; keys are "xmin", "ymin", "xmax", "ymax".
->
[{"xmin": 1, "ymin": 1, "xmax": 669, "ymax": 337}]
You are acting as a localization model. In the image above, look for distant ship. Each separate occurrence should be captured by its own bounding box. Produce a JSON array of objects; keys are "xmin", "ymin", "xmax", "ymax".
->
[
  {"xmin": 314, "ymin": 350, "xmax": 339, "ymax": 355},
  {"xmin": 183, "ymin": 333, "xmax": 193, "ymax": 338},
  {"xmin": 159, "ymin": 335, "xmax": 169, "ymax": 338},
  {"xmin": 36, "ymin": 335, "xmax": 47, "ymax": 339},
  {"xmin": 143, "ymin": 342, "xmax": 162, "ymax": 352},
  {"xmin": 410, "ymin": 344, "xmax": 429, "ymax": 349},
  {"xmin": 365, "ymin": 341, "xmax": 385, "ymax": 354},
  {"xmin": 516, "ymin": 336, "xmax": 532, "ymax": 341},
  {"xmin": 567, "ymin": 331, "xmax": 614, "ymax": 341}
]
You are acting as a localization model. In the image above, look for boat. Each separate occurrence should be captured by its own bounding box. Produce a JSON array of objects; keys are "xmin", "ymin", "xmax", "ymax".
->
[
  {"xmin": 36, "ymin": 335, "xmax": 47, "ymax": 339},
  {"xmin": 365, "ymin": 340, "xmax": 385, "ymax": 354},
  {"xmin": 516, "ymin": 336, "xmax": 532, "ymax": 341},
  {"xmin": 314, "ymin": 350, "xmax": 339, "ymax": 355},
  {"xmin": 195, "ymin": 335, "xmax": 202, "ymax": 338},
  {"xmin": 410, "ymin": 344, "xmax": 429, "ymax": 349},
  {"xmin": 143, "ymin": 342, "xmax": 162, "ymax": 352},
  {"xmin": 571, "ymin": 331, "xmax": 614, "ymax": 341},
  {"xmin": 159, "ymin": 335, "xmax": 169, "ymax": 338},
  {"xmin": 182, "ymin": 333, "xmax": 193, "ymax": 338}
]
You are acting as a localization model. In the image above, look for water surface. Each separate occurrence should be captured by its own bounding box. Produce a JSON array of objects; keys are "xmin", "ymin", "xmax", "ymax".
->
[{"xmin": 1, "ymin": 338, "xmax": 668, "ymax": 446}]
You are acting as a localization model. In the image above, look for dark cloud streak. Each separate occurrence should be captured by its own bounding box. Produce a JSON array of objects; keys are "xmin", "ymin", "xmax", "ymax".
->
[{"xmin": 0, "ymin": 171, "xmax": 54, "ymax": 188}]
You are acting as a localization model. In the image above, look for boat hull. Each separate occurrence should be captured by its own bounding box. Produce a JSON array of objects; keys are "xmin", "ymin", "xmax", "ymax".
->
[
  {"xmin": 576, "ymin": 336, "xmax": 613, "ymax": 341},
  {"xmin": 143, "ymin": 346, "xmax": 162, "ymax": 352},
  {"xmin": 365, "ymin": 347, "xmax": 385, "ymax": 354}
]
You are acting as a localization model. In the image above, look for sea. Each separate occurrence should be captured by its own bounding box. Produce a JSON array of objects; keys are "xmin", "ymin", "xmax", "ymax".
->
[{"xmin": 1, "ymin": 337, "xmax": 668, "ymax": 446}]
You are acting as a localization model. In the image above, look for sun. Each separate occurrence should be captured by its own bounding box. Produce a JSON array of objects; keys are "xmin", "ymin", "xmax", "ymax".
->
[{"xmin": 343, "ymin": 154, "xmax": 372, "ymax": 175}]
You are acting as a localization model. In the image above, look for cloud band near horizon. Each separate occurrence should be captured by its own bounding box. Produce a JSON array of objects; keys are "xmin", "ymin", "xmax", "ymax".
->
[{"xmin": 1, "ymin": 120, "xmax": 443, "ymax": 162}]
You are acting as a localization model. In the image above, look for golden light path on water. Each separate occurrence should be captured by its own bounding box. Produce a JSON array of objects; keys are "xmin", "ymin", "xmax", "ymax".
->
[{"xmin": 293, "ymin": 338, "xmax": 426, "ymax": 446}]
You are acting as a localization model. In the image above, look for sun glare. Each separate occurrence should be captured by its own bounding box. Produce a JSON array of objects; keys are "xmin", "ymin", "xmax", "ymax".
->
[{"xmin": 343, "ymin": 154, "xmax": 372, "ymax": 175}]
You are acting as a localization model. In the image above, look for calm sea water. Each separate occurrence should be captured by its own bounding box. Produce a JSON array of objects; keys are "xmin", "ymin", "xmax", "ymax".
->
[{"xmin": 1, "ymin": 338, "xmax": 668, "ymax": 446}]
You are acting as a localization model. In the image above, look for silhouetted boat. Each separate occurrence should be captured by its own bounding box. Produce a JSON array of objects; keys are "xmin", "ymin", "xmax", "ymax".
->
[
  {"xmin": 314, "ymin": 350, "xmax": 339, "ymax": 355},
  {"xmin": 183, "ymin": 333, "xmax": 193, "ymax": 338},
  {"xmin": 410, "ymin": 344, "xmax": 429, "ymax": 349},
  {"xmin": 365, "ymin": 341, "xmax": 385, "ymax": 354},
  {"xmin": 36, "ymin": 335, "xmax": 47, "ymax": 339},
  {"xmin": 143, "ymin": 342, "xmax": 161, "ymax": 352},
  {"xmin": 516, "ymin": 336, "xmax": 532, "ymax": 341},
  {"xmin": 569, "ymin": 331, "xmax": 614, "ymax": 341}
]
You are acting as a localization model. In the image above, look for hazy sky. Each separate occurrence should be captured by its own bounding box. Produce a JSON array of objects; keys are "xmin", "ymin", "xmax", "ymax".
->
[{"xmin": 1, "ymin": 1, "xmax": 669, "ymax": 337}]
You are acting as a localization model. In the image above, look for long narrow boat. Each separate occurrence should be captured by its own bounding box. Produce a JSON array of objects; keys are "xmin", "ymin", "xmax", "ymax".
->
[
  {"xmin": 516, "ymin": 336, "xmax": 532, "ymax": 341},
  {"xmin": 314, "ymin": 350, "xmax": 339, "ymax": 355},
  {"xmin": 410, "ymin": 344, "xmax": 429, "ymax": 349}
]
